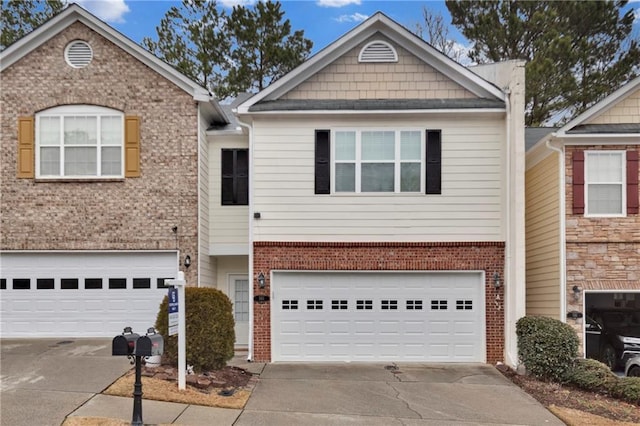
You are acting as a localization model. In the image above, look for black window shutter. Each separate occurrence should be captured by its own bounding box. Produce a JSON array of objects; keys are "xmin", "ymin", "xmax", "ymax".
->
[
  {"xmin": 315, "ymin": 130, "xmax": 330, "ymax": 194},
  {"xmin": 426, "ymin": 130, "xmax": 441, "ymax": 194}
]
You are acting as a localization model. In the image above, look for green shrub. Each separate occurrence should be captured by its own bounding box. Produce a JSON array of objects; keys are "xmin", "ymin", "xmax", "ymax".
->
[
  {"xmin": 565, "ymin": 358, "xmax": 617, "ymax": 390},
  {"xmin": 155, "ymin": 287, "xmax": 235, "ymax": 372},
  {"xmin": 516, "ymin": 315, "xmax": 579, "ymax": 382},
  {"xmin": 608, "ymin": 377, "xmax": 640, "ymax": 405}
]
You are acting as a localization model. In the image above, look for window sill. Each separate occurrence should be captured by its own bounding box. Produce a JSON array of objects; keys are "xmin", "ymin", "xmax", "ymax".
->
[{"xmin": 35, "ymin": 178, "xmax": 125, "ymax": 183}]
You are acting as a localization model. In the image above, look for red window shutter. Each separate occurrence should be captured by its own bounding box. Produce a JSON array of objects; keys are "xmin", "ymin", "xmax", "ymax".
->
[
  {"xmin": 627, "ymin": 150, "xmax": 639, "ymax": 214},
  {"xmin": 572, "ymin": 150, "xmax": 584, "ymax": 215}
]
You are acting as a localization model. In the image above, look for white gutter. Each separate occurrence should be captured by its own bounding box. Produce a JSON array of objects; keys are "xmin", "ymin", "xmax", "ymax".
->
[
  {"xmin": 234, "ymin": 108, "xmax": 506, "ymax": 115},
  {"xmin": 234, "ymin": 114, "xmax": 254, "ymax": 362},
  {"xmin": 197, "ymin": 104, "xmax": 202, "ymax": 288},
  {"xmin": 545, "ymin": 136, "xmax": 567, "ymax": 323}
]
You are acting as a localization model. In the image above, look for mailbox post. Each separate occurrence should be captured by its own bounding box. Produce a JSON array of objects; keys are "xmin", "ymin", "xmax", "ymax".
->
[{"xmin": 112, "ymin": 326, "xmax": 163, "ymax": 426}]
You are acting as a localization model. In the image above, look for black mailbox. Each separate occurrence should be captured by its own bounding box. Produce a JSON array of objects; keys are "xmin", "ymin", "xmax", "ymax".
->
[
  {"xmin": 134, "ymin": 327, "xmax": 164, "ymax": 357},
  {"xmin": 112, "ymin": 326, "xmax": 140, "ymax": 356}
]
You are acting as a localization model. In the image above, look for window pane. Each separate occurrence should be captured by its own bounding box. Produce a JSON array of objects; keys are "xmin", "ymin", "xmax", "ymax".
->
[
  {"xmin": 335, "ymin": 163, "xmax": 355, "ymax": 192},
  {"xmin": 101, "ymin": 147, "xmax": 121, "ymax": 175},
  {"xmin": 40, "ymin": 147, "xmax": 60, "ymax": 175},
  {"xmin": 588, "ymin": 184, "xmax": 622, "ymax": 215},
  {"xmin": 39, "ymin": 117, "xmax": 60, "ymax": 146},
  {"xmin": 401, "ymin": 131, "xmax": 421, "ymax": 160},
  {"xmin": 362, "ymin": 131, "xmax": 394, "ymax": 161},
  {"xmin": 401, "ymin": 163, "xmax": 421, "ymax": 192},
  {"xmin": 361, "ymin": 163, "xmax": 394, "ymax": 192},
  {"xmin": 335, "ymin": 131, "xmax": 355, "ymax": 161},
  {"xmin": 588, "ymin": 153, "xmax": 623, "ymax": 182},
  {"xmin": 101, "ymin": 116, "xmax": 122, "ymax": 145},
  {"xmin": 64, "ymin": 116, "xmax": 97, "ymax": 145},
  {"xmin": 65, "ymin": 147, "xmax": 96, "ymax": 175}
]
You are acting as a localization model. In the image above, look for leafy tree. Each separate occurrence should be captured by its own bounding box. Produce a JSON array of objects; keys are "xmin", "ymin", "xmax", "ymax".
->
[
  {"xmin": 446, "ymin": 0, "xmax": 639, "ymax": 125},
  {"xmin": 143, "ymin": 0, "xmax": 312, "ymax": 99},
  {"xmin": 142, "ymin": 0, "xmax": 229, "ymax": 94},
  {"xmin": 223, "ymin": 1, "xmax": 313, "ymax": 98},
  {"xmin": 1, "ymin": 0, "xmax": 64, "ymax": 51}
]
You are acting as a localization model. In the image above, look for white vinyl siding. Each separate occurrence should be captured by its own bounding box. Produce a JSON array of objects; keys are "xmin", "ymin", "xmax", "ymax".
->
[
  {"xmin": 198, "ymin": 111, "xmax": 215, "ymax": 286},
  {"xmin": 251, "ymin": 115, "xmax": 505, "ymax": 242},
  {"xmin": 525, "ymin": 153, "xmax": 561, "ymax": 319},
  {"xmin": 209, "ymin": 135, "xmax": 249, "ymax": 254}
]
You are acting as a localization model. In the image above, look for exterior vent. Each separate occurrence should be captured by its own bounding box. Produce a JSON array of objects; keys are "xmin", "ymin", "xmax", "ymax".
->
[
  {"xmin": 65, "ymin": 41, "xmax": 93, "ymax": 68},
  {"xmin": 358, "ymin": 41, "xmax": 398, "ymax": 63}
]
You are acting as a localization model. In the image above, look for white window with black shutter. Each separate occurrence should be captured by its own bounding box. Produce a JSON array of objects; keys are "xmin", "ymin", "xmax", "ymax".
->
[
  {"xmin": 314, "ymin": 129, "xmax": 441, "ymax": 195},
  {"xmin": 221, "ymin": 148, "xmax": 248, "ymax": 205}
]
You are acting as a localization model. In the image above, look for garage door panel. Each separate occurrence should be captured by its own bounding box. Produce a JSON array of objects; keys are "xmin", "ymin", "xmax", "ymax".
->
[
  {"xmin": 272, "ymin": 271, "xmax": 485, "ymax": 362},
  {"xmin": 1, "ymin": 252, "xmax": 176, "ymax": 337}
]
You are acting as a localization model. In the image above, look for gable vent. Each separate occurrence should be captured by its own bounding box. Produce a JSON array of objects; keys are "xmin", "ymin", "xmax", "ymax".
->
[
  {"xmin": 65, "ymin": 41, "xmax": 93, "ymax": 68},
  {"xmin": 358, "ymin": 41, "xmax": 398, "ymax": 63}
]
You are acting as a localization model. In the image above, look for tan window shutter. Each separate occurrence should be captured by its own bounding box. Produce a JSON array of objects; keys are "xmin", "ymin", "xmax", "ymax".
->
[
  {"xmin": 124, "ymin": 116, "xmax": 140, "ymax": 177},
  {"xmin": 17, "ymin": 117, "xmax": 35, "ymax": 178}
]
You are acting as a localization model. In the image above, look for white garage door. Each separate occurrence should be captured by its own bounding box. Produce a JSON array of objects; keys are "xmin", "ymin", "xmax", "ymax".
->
[
  {"xmin": 0, "ymin": 252, "xmax": 177, "ymax": 338},
  {"xmin": 272, "ymin": 271, "xmax": 485, "ymax": 362}
]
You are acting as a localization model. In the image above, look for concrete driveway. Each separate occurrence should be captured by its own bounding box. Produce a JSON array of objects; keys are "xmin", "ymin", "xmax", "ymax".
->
[
  {"xmin": 1, "ymin": 339, "xmax": 564, "ymax": 426},
  {"xmin": 238, "ymin": 363, "xmax": 564, "ymax": 426},
  {"xmin": 0, "ymin": 338, "xmax": 130, "ymax": 426}
]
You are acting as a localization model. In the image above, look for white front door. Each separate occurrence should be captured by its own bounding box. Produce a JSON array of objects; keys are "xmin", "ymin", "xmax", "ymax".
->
[{"xmin": 230, "ymin": 275, "xmax": 249, "ymax": 347}]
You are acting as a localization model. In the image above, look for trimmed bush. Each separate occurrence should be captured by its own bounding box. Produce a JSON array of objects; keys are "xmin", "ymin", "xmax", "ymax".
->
[
  {"xmin": 565, "ymin": 358, "xmax": 617, "ymax": 390},
  {"xmin": 608, "ymin": 377, "xmax": 640, "ymax": 405},
  {"xmin": 155, "ymin": 287, "xmax": 235, "ymax": 372},
  {"xmin": 516, "ymin": 315, "xmax": 579, "ymax": 382}
]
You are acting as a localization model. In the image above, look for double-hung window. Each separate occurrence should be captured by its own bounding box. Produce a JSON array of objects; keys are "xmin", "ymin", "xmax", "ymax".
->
[
  {"xmin": 221, "ymin": 149, "xmax": 249, "ymax": 205},
  {"xmin": 585, "ymin": 151, "xmax": 625, "ymax": 216},
  {"xmin": 334, "ymin": 130, "xmax": 423, "ymax": 193},
  {"xmin": 36, "ymin": 105, "xmax": 124, "ymax": 178}
]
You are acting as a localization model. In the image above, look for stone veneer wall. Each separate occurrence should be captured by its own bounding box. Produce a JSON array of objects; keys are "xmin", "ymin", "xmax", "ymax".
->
[
  {"xmin": 564, "ymin": 146, "xmax": 640, "ymax": 339},
  {"xmin": 0, "ymin": 22, "xmax": 200, "ymax": 284},
  {"xmin": 252, "ymin": 241, "xmax": 505, "ymax": 363}
]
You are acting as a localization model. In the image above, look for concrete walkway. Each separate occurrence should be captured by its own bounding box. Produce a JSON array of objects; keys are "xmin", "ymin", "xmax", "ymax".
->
[{"xmin": 1, "ymin": 339, "xmax": 564, "ymax": 426}]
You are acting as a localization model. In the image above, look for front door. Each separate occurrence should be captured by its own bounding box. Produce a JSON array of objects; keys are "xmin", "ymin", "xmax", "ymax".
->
[{"xmin": 230, "ymin": 275, "xmax": 249, "ymax": 347}]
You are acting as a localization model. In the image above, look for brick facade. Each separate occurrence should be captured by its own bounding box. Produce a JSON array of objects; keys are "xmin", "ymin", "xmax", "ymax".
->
[
  {"xmin": 253, "ymin": 241, "xmax": 506, "ymax": 363},
  {"xmin": 564, "ymin": 146, "xmax": 640, "ymax": 335},
  {"xmin": 0, "ymin": 22, "xmax": 199, "ymax": 283}
]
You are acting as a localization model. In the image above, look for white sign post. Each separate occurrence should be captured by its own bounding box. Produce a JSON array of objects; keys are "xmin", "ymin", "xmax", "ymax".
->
[{"xmin": 165, "ymin": 271, "xmax": 186, "ymax": 390}]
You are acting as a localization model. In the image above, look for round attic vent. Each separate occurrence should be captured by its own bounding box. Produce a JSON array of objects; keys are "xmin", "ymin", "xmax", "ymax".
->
[{"xmin": 64, "ymin": 40, "xmax": 93, "ymax": 68}]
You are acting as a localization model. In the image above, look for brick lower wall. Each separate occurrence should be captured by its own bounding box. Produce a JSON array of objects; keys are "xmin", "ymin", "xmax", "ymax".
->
[{"xmin": 252, "ymin": 241, "xmax": 505, "ymax": 363}]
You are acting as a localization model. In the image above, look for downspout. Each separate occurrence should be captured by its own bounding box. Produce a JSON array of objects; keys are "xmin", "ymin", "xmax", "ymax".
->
[
  {"xmin": 196, "ymin": 104, "xmax": 202, "ymax": 288},
  {"xmin": 235, "ymin": 114, "xmax": 254, "ymax": 362},
  {"xmin": 545, "ymin": 137, "xmax": 566, "ymax": 323}
]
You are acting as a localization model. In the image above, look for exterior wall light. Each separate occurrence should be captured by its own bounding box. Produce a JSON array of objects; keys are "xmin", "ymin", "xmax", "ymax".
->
[
  {"xmin": 493, "ymin": 272, "xmax": 501, "ymax": 289},
  {"xmin": 257, "ymin": 272, "xmax": 266, "ymax": 288},
  {"xmin": 572, "ymin": 285, "xmax": 581, "ymax": 301},
  {"xmin": 184, "ymin": 255, "xmax": 191, "ymax": 269}
]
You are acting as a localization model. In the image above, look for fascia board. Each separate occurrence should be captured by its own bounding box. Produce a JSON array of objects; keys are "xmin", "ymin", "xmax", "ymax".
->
[
  {"xmin": 557, "ymin": 76, "xmax": 640, "ymax": 135},
  {"xmin": 237, "ymin": 12, "xmax": 504, "ymax": 111},
  {"xmin": 556, "ymin": 134, "xmax": 640, "ymax": 144},
  {"xmin": 1, "ymin": 5, "xmax": 211, "ymax": 101},
  {"xmin": 236, "ymin": 108, "xmax": 505, "ymax": 116}
]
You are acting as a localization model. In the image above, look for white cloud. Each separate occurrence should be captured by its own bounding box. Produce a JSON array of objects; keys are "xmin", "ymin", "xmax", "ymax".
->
[
  {"xmin": 317, "ymin": 0, "xmax": 361, "ymax": 7},
  {"xmin": 74, "ymin": 0, "xmax": 130, "ymax": 23},
  {"xmin": 334, "ymin": 12, "xmax": 368, "ymax": 23}
]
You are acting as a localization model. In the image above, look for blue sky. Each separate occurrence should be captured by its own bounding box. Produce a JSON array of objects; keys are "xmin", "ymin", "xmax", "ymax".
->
[{"xmin": 75, "ymin": 0, "xmax": 640, "ymax": 59}]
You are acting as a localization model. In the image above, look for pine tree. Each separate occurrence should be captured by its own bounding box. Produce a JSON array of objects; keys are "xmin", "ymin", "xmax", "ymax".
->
[
  {"xmin": 1, "ymin": 0, "xmax": 64, "ymax": 51},
  {"xmin": 142, "ymin": 0, "xmax": 312, "ymax": 100},
  {"xmin": 222, "ymin": 1, "xmax": 312, "ymax": 99},
  {"xmin": 446, "ymin": 0, "xmax": 639, "ymax": 125},
  {"xmin": 142, "ymin": 0, "xmax": 229, "ymax": 95}
]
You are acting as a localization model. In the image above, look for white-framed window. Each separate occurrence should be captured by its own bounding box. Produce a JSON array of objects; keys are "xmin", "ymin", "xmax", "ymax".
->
[
  {"xmin": 333, "ymin": 129, "xmax": 423, "ymax": 193},
  {"xmin": 36, "ymin": 105, "xmax": 124, "ymax": 178},
  {"xmin": 585, "ymin": 151, "xmax": 626, "ymax": 216}
]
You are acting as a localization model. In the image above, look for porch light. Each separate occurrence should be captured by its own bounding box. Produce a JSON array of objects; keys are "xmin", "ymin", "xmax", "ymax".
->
[
  {"xmin": 493, "ymin": 272, "xmax": 501, "ymax": 289},
  {"xmin": 257, "ymin": 272, "xmax": 266, "ymax": 289},
  {"xmin": 184, "ymin": 255, "xmax": 191, "ymax": 269},
  {"xmin": 572, "ymin": 285, "xmax": 581, "ymax": 301}
]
